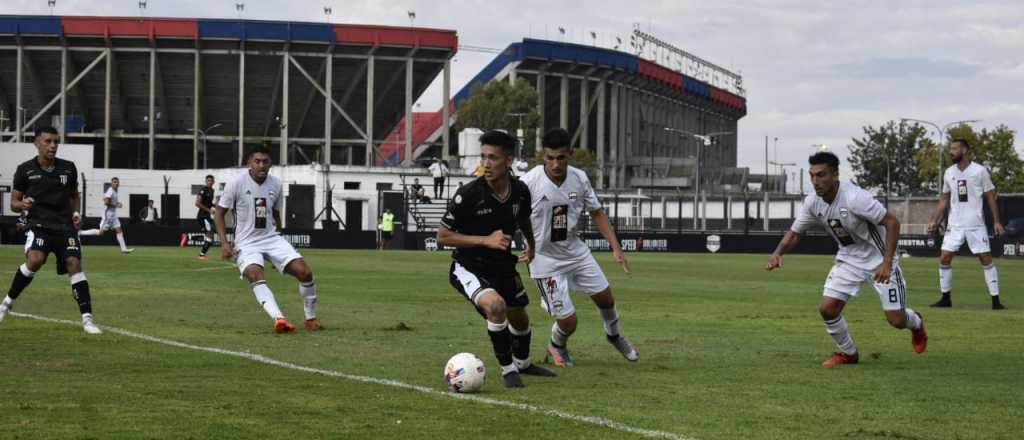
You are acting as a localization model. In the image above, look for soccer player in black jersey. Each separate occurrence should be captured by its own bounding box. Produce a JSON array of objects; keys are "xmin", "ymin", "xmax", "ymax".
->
[
  {"xmin": 0, "ymin": 127, "xmax": 101, "ymax": 334},
  {"xmin": 439, "ymin": 130, "xmax": 556, "ymax": 388},
  {"xmin": 195, "ymin": 174, "xmax": 216, "ymax": 259}
]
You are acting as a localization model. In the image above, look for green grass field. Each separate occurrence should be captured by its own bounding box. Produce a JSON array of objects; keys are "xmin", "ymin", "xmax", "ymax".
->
[{"xmin": 1, "ymin": 245, "xmax": 1021, "ymax": 440}]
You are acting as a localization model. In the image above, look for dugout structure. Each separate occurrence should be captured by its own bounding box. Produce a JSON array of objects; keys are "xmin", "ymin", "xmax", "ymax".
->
[{"xmin": 0, "ymin": 15, "xmax": 457, "ymax": 170}]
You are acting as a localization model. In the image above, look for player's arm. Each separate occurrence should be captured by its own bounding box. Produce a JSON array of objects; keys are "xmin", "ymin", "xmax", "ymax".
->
[
  {"xmin": 927, "ymin": 192, "xmax": 950, "ymax": 234},
  {"xmin": 70, "ymin": 191, "xmax": 82, "ymax": 229},
  {"xmin": 516, "ymin": 197, "xmax": 536, "ymax": 264},
  {"xmin": 436, "ymin": 193, "xmax": 509, "ymax": 250},
  {"xmin": 214, "ymin": 181, "xmax": 236, "ymax": 260},
  {"xmin": 195, "ymin": 193, "xmax": 210, "ymax": 213},
  {"xmin": 875, "ymin": 210, "xmax": 901, "ymax": 283},
  {"xmin": 984, "ymin": 190, "xmax": 1005, "ymax": 236},
  {"xmin": 10, "ymin": 190, "xmax": 33, "ymax": 212},
  {"xmin": 273, "ymin": 209, "xmax": 283, "ymax": 232},
  {"xmin": 591, "ymin": 208, "xmax": 630, "ymax": 273},
  {"xmin": 766, "ymin": 230, "xmax": 801, "ymax": 271}
]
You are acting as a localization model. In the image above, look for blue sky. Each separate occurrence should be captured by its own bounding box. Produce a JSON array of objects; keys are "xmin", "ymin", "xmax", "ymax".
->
[{"xmin": 8, "ymin": 0, "xmax": 1024, "ymax": 190}]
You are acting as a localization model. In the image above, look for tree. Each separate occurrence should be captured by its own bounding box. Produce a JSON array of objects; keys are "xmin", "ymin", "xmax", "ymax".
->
[
  {"xmin": 918, "ymin": 124, "xmax": 1024, "ymax": 193},
  {"xmin": 455, "ymin": 78, "xmax": 540, "ymax": 154},
  {"xmin": 529, "ymin": 147, "xmax": 599, "ymax": 185},
  {"xmin": 848, "ymin": 121, "xmax": 931, "ymax": 195}
]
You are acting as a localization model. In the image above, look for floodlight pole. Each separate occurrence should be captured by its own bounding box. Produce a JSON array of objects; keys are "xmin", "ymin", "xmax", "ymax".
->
[{"xmin": 899, "ymin": 118, "xmax": 980, "ymax": 196}]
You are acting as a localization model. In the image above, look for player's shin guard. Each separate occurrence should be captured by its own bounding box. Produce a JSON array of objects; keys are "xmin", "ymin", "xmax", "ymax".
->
[
  {"xmin": 70, "ymin": 272, "xmax": 92, "ymax": 315},
  {"xmin": 510, "ymin": 325, "xmax": 532, "ymax": 369},
  {"xmin": 824, "ymin": 315, "xmax": 857, "ymax": 355},
  {"xmin": 939, "ymin": 265, "xmax": 953, "ymax": 293},
  {"xmin": 486, "ymin": 320, "xmax": 515, "ymax": 374},
  {"xmin": 551, "ymin": 321, "xmax": 570, "ymax": 347},
  {"xmin": 299, "ymin": 280, "xmax": 317, "ymax": 320},
  {"xmin": 7, "ymin": 264, "xmax": 36, "ymax": 300},
  {"xmin": 200, "ymin": 239, "xmax": 212, "ymax": 256},
  {"xmin": 251, "ymin": 281, "xmax": 285, "ymax": 319},
  {"xmin": 982, "ymin": 264, "xmax": 999, "ymax": 296},
  {"xmin": 903, "ymin": 307, "xmax": 922, "ymax": 330},
  {"xmin": 597, "ymin": 304, "xmax": 621, "ymax": 338}
]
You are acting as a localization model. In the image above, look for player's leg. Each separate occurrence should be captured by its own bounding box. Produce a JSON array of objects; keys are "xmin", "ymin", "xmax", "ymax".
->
[
  {"xmin": 503, "ymin": 273, "xmax": 555, "ymax": 378},
  {"xmin": 875, "ymin": 264, "xmax": 926, "ymax": 353},
  {"xmin": 199, "ymin": 219, "xmax": 214, "ymax": 259},
  {"xmin": 113, "ymin": 224, "xmax": 132, "ymax": 253},
  {"xmin": 474, "ymin": 290, "xmax": 523, "ymax": 387},
  {"xmin": 535, "ymin": 274, "xmax": 577, "ymax": 367},
  {"xmin": 283, "ymin": 258, "xmax": 323, "ymax": 331},
  {"xmin": 238, "ymin": 250, "xmax": 292, "ymax": 333},
  {"xmin": 1, "ymin": 246, "xmax": 47, "ymax": 323},
  {"xmin": 820, "ymin": 263, "xmax": 861, "ymax": 366},
  {"xmin": 933, "ymin": 229, "xmax": 964, "ymax": 307},
  {"xmin": 62, "ymin": 254, "xmax": 101, "ymax": 334},
  {"xmin": 577, "ymin": 259, "xmax": 638, "ymax": 362},
  {"xmin": 967, "ymin": 228, "xmax": 1004, "ymax": 309}
]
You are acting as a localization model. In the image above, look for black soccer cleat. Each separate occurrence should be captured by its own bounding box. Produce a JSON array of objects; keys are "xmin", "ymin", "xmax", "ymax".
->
[
  {"xmin": 931, "ymin": 293, "xmax": 952, "ymax": 308},
  {"xmin": 518, "ymin": 363, "xmax": 557, "ymax": 377},
  {"xmin": 502, "ymin": 371, "xmax": 525, "ymax": 388}
]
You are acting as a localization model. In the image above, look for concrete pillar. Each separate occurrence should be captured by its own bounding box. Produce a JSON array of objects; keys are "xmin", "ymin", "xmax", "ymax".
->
[
  {"xmin": 15, "ymin": 45, "xmax": 22, "ymax": 143},
  {"xmin": 404, "ymin": 57, "xmax": 413, "ymax": 166},
  {"xmin": 193, "ymin": 50, "xmax": 200, "ymax": 169},
  {"xmin": 365, "ymin": 56, "xmax": 375, "ymax": 166},
  {"xmin": 149, "ymin": 48, "xmax": 156, "ymax": 169},
  {"xmin": 324, "ymin": 53, "xmax": 333, "ymax": 165},
  {"xmin": 608, "ymin": 82, "xmax": 619, "ymax": 189},
  {"xmin": 281, "ymin": 51, "xmax": 289, "ymax": 165},
  {"xmin": 596, "ymin": 78, "xmax": 606, "ymax": 189},
  {"xmin": 238, "ymin": 50, "xmax": 246, "ymax": 165},
  {"xmin": 535, "ymin": 73, "xmax": 545, "ymax": 150},
  {"xmin": 442, "ymin": 59, "xmax": 451, "ymax": 161},
  {"xmin": 60, "ymin": 47, "xmax": 67, "ymax": 143},
  {"xmin": 579, "ymin": 76, "xmax": 589, "ymax": 150},
  {"xmin": 559, "ymin": 74, "xmax": 569, "ymax": 129},
  {"xmin": 104, "ymin": 48, "xmax": 112, "ymax": 168}
]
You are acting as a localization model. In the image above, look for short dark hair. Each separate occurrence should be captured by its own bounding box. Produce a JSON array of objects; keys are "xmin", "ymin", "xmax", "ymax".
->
[
  {"xmin": 479, "ymin": 130, "xmax": 516, "ymax": 155},
  {"xmin": 246, "ymin": 145, "xmax": 273, "ymax": 162},
  {"xmin": 951, "ymin": 138, "xmax": 970, "ymax": 150},
  {"xmin": 34, "ymin": 126, "xmax": 58, "ymax": 138},
  {"xmin": 111, "ymin": 177, "xmax": 119, "ymax": 182},
  {"xmin": 808, "ymin": 151, "xmax": 840, "ymax": 172},
  {"xmin": 542, "ymin": 128, "xmax": 571, "ymax": 150},
  {"xmin": 205, "ymin": 174, "xmax": 215, "ymax": 180}
]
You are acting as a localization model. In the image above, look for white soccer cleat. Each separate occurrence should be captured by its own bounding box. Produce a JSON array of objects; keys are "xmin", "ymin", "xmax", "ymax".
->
[
  {"xmin": 0, "ymin": 302, "xmax": 10, "ymax": 323},
  {"xmin": 82, "ymin": 315, "xmax": 103, "ymax": 334},
  {"xmin": 608, "ymin": 335, "xmax": 639, "ymax": 362},
  {"xmin": 121, "ymin": 248, "xmax": 135, "ymax": 254}
]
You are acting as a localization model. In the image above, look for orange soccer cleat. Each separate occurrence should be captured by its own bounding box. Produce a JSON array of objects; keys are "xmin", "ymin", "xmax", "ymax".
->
[
  {"xmin": 822, "ymin": 351, "xmax": 859, "ymax": 367},
  {"xmin": 911, "ymin": 312, "xmax": 928, "ymax": 354},
  {"xmin": 273, "ymin": 318, "xmax": 296, "ymax": 333}
]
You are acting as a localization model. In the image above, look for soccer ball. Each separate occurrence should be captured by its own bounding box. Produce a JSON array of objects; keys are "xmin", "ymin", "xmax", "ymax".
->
[{"xmin": 444, "ymin": 352, "xmax": 485, "ymax": 393}]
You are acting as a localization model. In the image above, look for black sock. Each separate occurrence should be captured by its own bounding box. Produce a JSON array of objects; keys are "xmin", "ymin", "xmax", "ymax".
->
[
  {"xmin": 941, "ymin": 292, "xmax": 951, "ymax": 300},
  {"xmin": 511, "ymin": 327, "xmax": 532, "ymax": 361},
  {"xmin": 8, "ymin": 266, "xmax": 34, "ymax": 300},
  {"xmin": 72, "ymin": 280, "xmax": 92, "ymax": 315},
  {"xmin": 201, "ymin": 239, "xmax": 212, "ymax": 256},
  {"xmin": 487, "ymin": 326, "xmax": 514, "ymax": 367},
  {"xmin": 992, "ymin": 295, "xmax": 1002, "ymax": 306}
]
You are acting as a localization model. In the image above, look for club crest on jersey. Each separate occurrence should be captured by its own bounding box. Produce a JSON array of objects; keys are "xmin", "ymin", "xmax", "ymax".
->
[
  {"xmin": 569, "ymin": 192, "xmax": 578, "ymax": 202},
  {"xmin": 839, "ymin": 208, "xmax": 849, "ymax": 217},
  {"xmin": 59, "ymin": 175, "xmax": 68, "ymax": 185}
]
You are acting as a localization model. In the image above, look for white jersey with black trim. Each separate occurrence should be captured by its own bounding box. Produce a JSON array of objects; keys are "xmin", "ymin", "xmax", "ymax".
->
[
  {"xmin": 520, "ymin": 165, "xmax": 603, "ymax": 278},
  {"xmin": 217, "ymin": 172, "xmax": 283, "ymax": 247},
  {"xmin": 791, "ymin": 181, "xmax": 891, "ymax": 271},
  {"xmin": 103, "ymin": 187, "xmax": 118, "ymax": 217},
  {"xmin": 942, "ymin": 162, "xmax": 994, "ymax": 230}
]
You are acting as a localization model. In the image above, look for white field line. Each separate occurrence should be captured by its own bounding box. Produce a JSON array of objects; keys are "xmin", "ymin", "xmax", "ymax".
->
[{"xmin": 11, "ymin": 312, "xmax": 695, "ymax": 440}]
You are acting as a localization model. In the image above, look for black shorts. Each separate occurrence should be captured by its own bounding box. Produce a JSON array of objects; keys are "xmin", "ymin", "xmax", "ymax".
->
[
  {"xmin": 26, "ymin": 228, "xmax": 82, "ymax": 275},
  {"xmin": 198, "ymin": 216, "xmax": 213, "ymax": 233},
  {"xmin": 381, "ymin": 230, "xmax": 393, "ymax": 240},
  {"xmin": 449, "ymin": 261, "xmax": 528, "ymax": 318}
]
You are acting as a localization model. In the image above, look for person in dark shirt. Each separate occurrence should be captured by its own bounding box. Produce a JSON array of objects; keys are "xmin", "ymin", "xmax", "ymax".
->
[
  {"xmin": 0, "ymin": 126, "xmax": 101, "ymax": 334},
  {"xmin": 438, "ymin": 130, "xmax": 555, "ymax": 388},
  {"xmin": 195, "ymin": 174, "xmax": 217, "ymax": 259}
]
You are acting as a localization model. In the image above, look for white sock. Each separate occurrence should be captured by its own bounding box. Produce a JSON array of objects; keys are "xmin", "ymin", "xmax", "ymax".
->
[
  {"xmin": 20, "ymin": 263, "xmax": 36, "ymax": 278},
  {"xmin": 598, "ymin": 305, "xmax": 620, "ymax": 337},
  {"xmin": 251, "ymin": 281, "xmax": 284, "ymax": 319},
  {"xmin": 824, "ymin": 315, "xmax": 857, "ymax": 355},
  {"xmin": 939, "ymin": 265, "xmax": 953, "ymax": 293},
  {"xmin": 983, "ymin": 264, "xmax": 999, "ymax": 296},
  {"xmin": 82, "ymin": 312, "xmax": 93, "ymax": 321},
  {"xmin": 116, "ymin": 232, "xmax": 128, "ymax": 251},
  {"xmin": 2, "ymin": 295, "xmax": 12, "ymax": 307},
  {"xmin": 79, "ymin": 229, "xmax": 101, "ymax": 236},
  {"xmin": 299, "ymin": 280, "xmax": 317, "ymax": 320},
  {"xmin": 551, "ymin": 321, "xmax": 570, "ymax": 347},
  {"xmin": 500, "ymin": 363, "xmax": 518, "ymax": 375},
  {"xmin": 903, "ymin": 308, "xmax": 921, "ymax": 330}
]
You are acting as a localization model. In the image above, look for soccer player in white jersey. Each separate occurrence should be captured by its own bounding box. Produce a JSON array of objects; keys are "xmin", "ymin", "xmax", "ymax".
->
[
  {"xmin": 214, "ymin": 146, "xmax": 324, "ymax": 333},
  {"xmin": 520, "ymin": 128, "xmax": 638, "ymax": 367},
  {"xmin": 79, "ymin": 177, "xmax": 133, "ymax": 253},
  {"xmin": 767, "ymin": 152, "xmax": 927, "ymax": 366},
  {"xmin": 927, "ymin": 139, "xmax": 1006, "ymax": 310}
]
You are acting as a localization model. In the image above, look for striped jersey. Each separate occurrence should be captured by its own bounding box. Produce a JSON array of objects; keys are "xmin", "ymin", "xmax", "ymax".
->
[{"xmin": 791, "ymin": 181, "xmax": 890, "ymax": 271}]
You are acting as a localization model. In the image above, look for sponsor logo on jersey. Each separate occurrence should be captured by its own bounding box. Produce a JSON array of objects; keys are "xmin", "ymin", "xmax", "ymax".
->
[
  {"xmin": 706, "ymin": 234, "xmax": 721, "ymax": 253},
  {"xmin": 828, "ymin": 219, "xmax": 855, "ymax": 246},
  {"xmin": 475, "ymin": 208, "xmax": 492, "ymax": 215}
]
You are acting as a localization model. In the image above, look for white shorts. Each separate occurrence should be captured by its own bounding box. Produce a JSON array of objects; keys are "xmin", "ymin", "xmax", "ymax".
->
[
  {"xmin": 823, "ymin": 261, "xmax": 907, "ymax": 311},
  {"xmin": 533, "ymin": 255, "xmax": 611, "ymax": 320},
  {"xmin": 941, "ymin": 228, "xmax": 990, "ymax": 254},
  {"xmin": 99, "ymin": 213, "xmax": 121, "ymax": 231},
  {"xmin": 234, "ymin": 236, "xmax": 303, "ymax": 275}
]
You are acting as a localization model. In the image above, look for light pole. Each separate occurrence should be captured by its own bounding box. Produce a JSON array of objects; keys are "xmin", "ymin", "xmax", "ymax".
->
[
  {"xmin": 769, "ymin": 161, "xmax": 796, "ymax": 193},
  {"xmin": 899, "ymin": 118, "xmax": 980, "ymax": 195},
  {"xmin": 665, "ymin": 127, "xmax": 732, "ymax": 229},
  {"xmin": 188, "ymin": 122, "xmax": 224, "ymax": 169}
]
